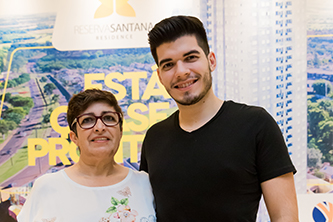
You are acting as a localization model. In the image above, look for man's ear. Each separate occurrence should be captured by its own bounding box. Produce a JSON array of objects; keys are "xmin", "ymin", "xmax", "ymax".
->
[
  {"xmin": 69, "ymin": 131, "xmax": 79, "ymax": 146},
  {"xmin": 157, "ymin": 68, "xmax": 163, "ymax": 85},
  {"xmin": 208, "ymin": 52, "xmax": 217, "ymax": 72}
]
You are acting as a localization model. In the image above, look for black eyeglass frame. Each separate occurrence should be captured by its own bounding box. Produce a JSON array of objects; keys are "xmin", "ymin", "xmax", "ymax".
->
[{"xmin": 71, "ymin": 111, "xmax": 122, "ymax": 130}]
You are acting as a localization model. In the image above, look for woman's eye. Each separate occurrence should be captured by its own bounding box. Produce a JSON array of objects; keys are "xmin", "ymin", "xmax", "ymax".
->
[
  {"xmin": 81, "ymin": 117, "xmax": 94, "ymax": 124},
  {"xmin": 103, "ymin": 115, "xmax": 115, "ymax": 122}
]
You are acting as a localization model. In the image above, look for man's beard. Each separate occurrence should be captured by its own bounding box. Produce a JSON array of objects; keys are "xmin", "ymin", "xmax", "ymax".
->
[{"xmin": 171, "ymin": 69, "xmax": 212, "ymax": 106}]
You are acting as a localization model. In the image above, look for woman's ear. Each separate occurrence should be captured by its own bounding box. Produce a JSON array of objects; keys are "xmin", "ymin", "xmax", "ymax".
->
[{"xmin": 69, "ymin": 131, "xmax": 79, "ymax": 146}]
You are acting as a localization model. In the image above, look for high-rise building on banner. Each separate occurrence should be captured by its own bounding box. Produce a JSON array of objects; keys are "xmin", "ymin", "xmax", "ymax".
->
[{"xmin": 201, "ymin": 0, "xmax": 307, "ymax": 195}]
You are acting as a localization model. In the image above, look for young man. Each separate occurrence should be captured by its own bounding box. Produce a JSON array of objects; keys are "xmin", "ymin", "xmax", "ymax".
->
[{"xmin": 140, "ymin": 15, "xmax": 298, "ymax": 221}]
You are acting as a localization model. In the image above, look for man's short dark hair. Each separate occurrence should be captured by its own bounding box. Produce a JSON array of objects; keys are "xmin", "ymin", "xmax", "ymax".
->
[
  {"xmin": 148, "ymin": 15, "xmax": 210, "ymax": 65},
  {"xmin": 67, "ymin": 88, "xmax": 123, "ymax": 134}
]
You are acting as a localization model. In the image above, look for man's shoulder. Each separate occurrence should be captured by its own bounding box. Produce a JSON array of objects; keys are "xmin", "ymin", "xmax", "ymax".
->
[{"xmin": 223, "ymin": 100, "xmax": 266, "ymax": 116}]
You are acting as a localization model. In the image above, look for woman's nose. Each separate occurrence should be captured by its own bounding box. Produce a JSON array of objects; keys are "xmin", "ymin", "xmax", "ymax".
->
[{"xmin": 94, "ymin": 118, "xmax": 105, "ymax": 131}]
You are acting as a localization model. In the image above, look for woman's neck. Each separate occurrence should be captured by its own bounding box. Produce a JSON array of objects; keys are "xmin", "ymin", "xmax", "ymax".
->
[{"xmin": 64, "ymin": 161, "xmax": 129, "ymax": 187}]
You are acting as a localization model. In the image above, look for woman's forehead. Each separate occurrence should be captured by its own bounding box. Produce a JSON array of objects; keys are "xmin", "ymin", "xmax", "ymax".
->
[{"xmin": 81, "ymin": 102, "xmax": 115, "ymax": 115}]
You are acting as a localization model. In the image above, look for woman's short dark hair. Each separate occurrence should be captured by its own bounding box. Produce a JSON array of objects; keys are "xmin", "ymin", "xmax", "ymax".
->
[
  {"xmin": 67, "ymin": 89, "xmax": 123, "ymax": 134},
  {"xmin": 148, "ymin": 15, "xmax": 210, "ymax": 65}
]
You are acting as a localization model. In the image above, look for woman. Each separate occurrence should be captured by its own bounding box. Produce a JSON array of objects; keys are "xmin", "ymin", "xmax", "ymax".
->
[{"xmin": 18, "ymin": 89, "xmax": 156, "ymax": 222}]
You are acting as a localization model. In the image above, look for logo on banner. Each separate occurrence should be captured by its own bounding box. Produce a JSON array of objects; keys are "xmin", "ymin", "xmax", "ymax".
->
[
  {"xmin": 313, "ymin": 201, "xmax": 333, "ymax": 222},
  {"xmin": 52, "ymin": 0, "xmax": 199, "ymax": 50},
  {"xmin": 94, "ymin": 0, "xmax": 136, "ymax": 18}
]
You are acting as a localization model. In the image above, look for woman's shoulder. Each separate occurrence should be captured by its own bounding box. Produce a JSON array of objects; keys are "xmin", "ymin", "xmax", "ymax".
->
[
  {"xmin": 130, "ymin": 169, "xmax": 149, "ymax": 178},
  {"xmin": 128, "ymin": 169, "xmax": 150, "ymax": 184},
  {"xmin": 126, "ymin": 170, "xmax": 152, "ymax": 193},
  {"xmin": 33, "ymin": 170, "xmax": 65, "ymax": 188}
]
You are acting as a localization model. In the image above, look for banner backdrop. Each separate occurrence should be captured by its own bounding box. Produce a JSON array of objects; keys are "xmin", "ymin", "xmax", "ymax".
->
[
  {"xmin": 0, "ymin": 0, "xmax": 200, "ymax": 219},
  {"xmin": 0, "ymin": 0, "xmax": 332, "ymax": 221}
]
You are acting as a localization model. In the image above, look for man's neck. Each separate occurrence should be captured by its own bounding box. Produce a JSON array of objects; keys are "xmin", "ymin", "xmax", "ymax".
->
[{"xmin": 177, "ymin": 91, "xmax": 223, "ymax": 132}]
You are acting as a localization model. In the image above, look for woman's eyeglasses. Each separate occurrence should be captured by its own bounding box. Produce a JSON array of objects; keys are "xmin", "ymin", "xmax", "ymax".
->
[{"xmin": 71, "ymin": 111, "xmax": 122, "ymax": 129}]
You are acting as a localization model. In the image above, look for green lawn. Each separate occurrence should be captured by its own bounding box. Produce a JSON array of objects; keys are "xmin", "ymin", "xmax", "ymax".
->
[
  {"xmin": 0, "ymin": 132, "xmax": 11, "ymax": 144},
  {"xmin": 0, "ymin": 147, "xmax": 28, "ymax": 184}
]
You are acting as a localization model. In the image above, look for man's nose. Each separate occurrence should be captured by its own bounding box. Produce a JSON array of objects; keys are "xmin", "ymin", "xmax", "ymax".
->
[{"xmin": 175, "ymin": 61, "xmax": 190, "ymax": 78}]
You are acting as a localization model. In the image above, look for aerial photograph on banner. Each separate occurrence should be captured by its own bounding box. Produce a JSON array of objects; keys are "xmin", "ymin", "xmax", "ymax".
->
[
  {"xmin": 0, "ymin": 0, "xmax": 195, "ymax": 218},
  {"xmin": 306, "ymin": 0, "xmax": 333, "ymax": 194}
]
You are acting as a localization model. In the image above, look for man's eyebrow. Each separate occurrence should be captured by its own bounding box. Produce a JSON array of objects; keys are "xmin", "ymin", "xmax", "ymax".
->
[
  {"xmin": 183, "ymin": 50, "xmax": 200, "ymax": 57},
  {"xmin": 159, "ymin": 58, "xmax": 172, "ymax": 67},
  {"xmin": 158, "ymin": 50, "xmax": 200, "ymax": 67}
]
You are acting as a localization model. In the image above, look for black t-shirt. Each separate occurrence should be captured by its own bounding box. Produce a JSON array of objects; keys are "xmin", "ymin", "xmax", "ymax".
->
[{"xmin": 140, "ymin": 101, "xmax": 296, "ymax": 221}]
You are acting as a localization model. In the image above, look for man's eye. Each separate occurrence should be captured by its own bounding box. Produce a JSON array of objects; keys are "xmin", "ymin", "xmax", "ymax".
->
[
  {"xmin": 162, "ymin": 63, "xmax": 173, "ymax": 70},
  {"xmin": 185, "ymin": 55, "xmax": 198, "ymax": 61}
]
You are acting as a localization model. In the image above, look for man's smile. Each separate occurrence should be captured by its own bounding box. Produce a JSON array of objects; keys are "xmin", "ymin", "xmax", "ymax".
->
[{"xmin": 174, "ymin": 79, "xmax": 198, "ymax": 89}]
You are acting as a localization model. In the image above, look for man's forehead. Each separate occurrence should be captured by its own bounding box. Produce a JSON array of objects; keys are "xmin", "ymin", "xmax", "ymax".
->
[
  {"xmin": 157, "ymin": 35, "xmax": 198, "ymax": 49},
  {"xmin": 156, "ymin": 36, "xmax": 201, "ymax": 63}
]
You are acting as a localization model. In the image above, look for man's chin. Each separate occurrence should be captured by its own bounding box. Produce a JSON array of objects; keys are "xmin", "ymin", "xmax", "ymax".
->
[{"xmin": 175, "ymin": 96, "xmax": 202, "ymax": 106}]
